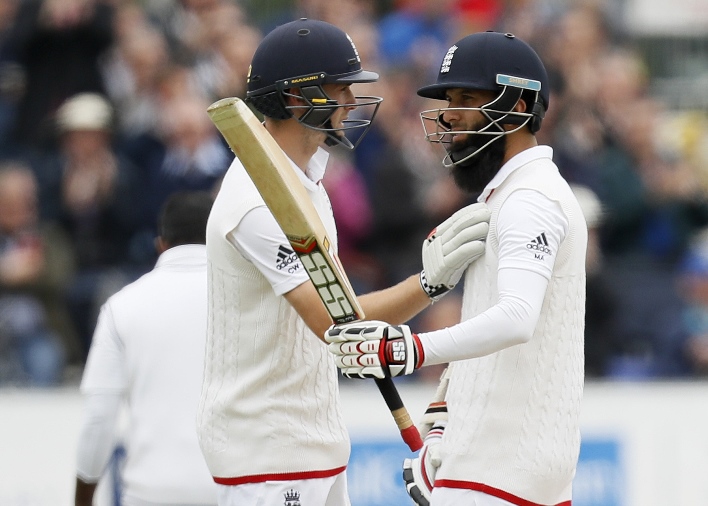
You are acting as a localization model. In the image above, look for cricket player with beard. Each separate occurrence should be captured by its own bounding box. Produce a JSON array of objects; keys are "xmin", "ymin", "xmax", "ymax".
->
[{"xmin": 325, "ymin": 31, "xmax": 587, "ymax": 506}]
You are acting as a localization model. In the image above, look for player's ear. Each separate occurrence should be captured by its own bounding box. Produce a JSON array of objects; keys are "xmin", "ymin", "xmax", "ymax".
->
[
  {"xmin": 155, "ymin": 237, "xmax": 169, "ymax": 254},
  {"xmin": 284, "ymin": 88, "xmax": 305, "ymax": 105}
]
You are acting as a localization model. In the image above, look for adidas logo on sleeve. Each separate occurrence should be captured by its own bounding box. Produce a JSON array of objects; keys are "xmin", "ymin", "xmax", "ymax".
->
[
  {"xmin": 275, "ymin": 245, "xmax": 302, "ymax": 273},
  {"xmin": 526, "ymin": 232, "xmax": 553, "ymax": 256}
]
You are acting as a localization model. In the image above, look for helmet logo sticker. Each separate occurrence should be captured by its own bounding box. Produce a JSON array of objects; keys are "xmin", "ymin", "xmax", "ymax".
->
[
  {"xmin": 287, "ymin": 74, "xmax": 324, "ymax": 85},
  {"xmin": 440, "ymin": 45, "xmax": 458, "ymax": 74},
  {"xmin": 496, "ymin": 74, "xmax": 541, "ymax": 91},
  {"xmin": 346, "ymin": 34, "xmax": 361, "ymax": 63}
]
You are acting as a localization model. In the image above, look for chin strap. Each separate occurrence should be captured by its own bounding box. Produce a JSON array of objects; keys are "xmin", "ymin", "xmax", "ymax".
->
[{"xmin": 323, "ymin": 122, "xmax": 354, "ymax": 149}]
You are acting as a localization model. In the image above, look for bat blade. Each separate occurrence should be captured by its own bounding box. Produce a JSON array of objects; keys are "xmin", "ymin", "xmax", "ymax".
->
[
  {"xmin": 207, "ymin": 97, "xmax": 422, "ymax": 452},
  {"xmin": 207, "ymin": 97, "xmax": 363, "ymax": 324}
]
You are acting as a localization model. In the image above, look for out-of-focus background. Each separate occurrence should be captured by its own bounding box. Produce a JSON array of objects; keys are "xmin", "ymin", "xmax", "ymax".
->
[{"xmin": 0, "ymin": 0, "xmax": 707, "ymax": 504}]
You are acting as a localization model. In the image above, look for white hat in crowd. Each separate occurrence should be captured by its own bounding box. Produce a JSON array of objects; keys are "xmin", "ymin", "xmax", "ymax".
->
[
  {"xmin": 571, "ymin": 184, "xmax": 603, "ymax": 228},
  {"xmin": 56, "ymin": 93, "xmax": 113, "ymax": 132}
]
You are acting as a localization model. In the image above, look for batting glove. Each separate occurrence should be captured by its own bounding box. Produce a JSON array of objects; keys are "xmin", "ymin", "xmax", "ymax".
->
[
  {"xmin": 403, "ymin": 420, "xmax": 447, "ymax": 506},
  {"xmin": 325, "ymin": 321, "xmax": 423, "ymax": 379},
  {"xmin": 420, "ymin": 202, "xmax": 490, "ymax": 301}
]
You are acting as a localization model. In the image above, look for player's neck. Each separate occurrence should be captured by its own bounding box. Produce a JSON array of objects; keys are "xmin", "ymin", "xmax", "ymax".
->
[
  {"xmin": 266, "ymin": 119, "xmax": 319, "ymax": 173},
  {"xmin": 502, "ymin": 131, "xmax": 538, "ymax": 164}
]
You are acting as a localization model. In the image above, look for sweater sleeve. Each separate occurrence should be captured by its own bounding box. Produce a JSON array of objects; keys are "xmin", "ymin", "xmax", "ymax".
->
[
  {"xmin": 418, "ymin": 268, "xmax": 548, "ymax": 366},
  {"xmin": 75, "ymin": 392, "xmax": 122, "ymax": 482}
]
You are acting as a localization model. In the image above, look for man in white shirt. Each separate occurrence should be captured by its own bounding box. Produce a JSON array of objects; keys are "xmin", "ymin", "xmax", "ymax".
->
[
  {"xmin": 325, "ymin": 31, "xmax": 587, "ymax": 506},
  {"xmin": 196, "ymin": 18, "xmax": 491, "ymax": 506},
  {"xmin": 75, "ymin": 191, "xmax": 217, "ymax": 506}
]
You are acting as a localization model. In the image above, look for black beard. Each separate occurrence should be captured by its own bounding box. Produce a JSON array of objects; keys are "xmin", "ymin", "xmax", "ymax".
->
[{"xmin": 448, "ymin": 133, "xmax": 507, "ymax": 196}]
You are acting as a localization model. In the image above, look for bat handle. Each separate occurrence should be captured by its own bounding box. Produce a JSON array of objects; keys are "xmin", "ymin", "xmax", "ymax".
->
[{"xmin": 374, "ymin": 378, "xmax": 424, "ymax": 452}]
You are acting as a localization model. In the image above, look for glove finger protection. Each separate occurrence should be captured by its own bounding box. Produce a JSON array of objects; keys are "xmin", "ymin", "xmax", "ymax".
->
[
  {"xmin": 436, "ymin": 202, "xmax": 491, "ymax": 238},
  {"xmin": 421, "ymin": 203, "xmax": 490, "ymax": 301},
  {"xmin": 403, "ymin": 420, "xmax": 447, "ymax": 506},
  {"xmin": 325, "ymin": 321, "xmax": 423, "ymax": 379},
  {"xmin": 417, "ymin": 367, "xmax": 450, "ymax": 437}
]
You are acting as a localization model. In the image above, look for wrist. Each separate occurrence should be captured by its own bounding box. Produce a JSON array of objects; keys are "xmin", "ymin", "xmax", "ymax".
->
[
  {"xmin": 412, "ymin": 332, "xmax": 425, "ymax": 369},
  {"xmin": 419, "ymin": 270, "xmax": 449, "ymax": 302}
]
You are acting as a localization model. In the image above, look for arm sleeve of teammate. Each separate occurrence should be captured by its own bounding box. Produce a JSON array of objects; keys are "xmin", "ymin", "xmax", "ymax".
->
[
  {"xmin": 75, "ymin": 392, "xmax": 122, "ymax": 482},
  {"xmin": 76, "ymin": 304, "xmax": 125, "ymax": 481},
  {"xmin": 418, "ymin": 189, "xmax": 568, "ymax": 366},
  {"xmin": 227, "ymin": 206, "xmax": 310, "ymax": 296}
]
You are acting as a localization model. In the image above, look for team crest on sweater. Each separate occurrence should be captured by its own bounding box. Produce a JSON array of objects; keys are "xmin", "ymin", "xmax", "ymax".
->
[{"xmin": 284, "ymin": 489, "xmax": 301, "ymax": 506}]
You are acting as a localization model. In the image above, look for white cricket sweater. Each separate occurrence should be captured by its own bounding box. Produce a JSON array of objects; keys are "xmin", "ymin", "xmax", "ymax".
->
[
  {"xmin": 79, "ymin": 245, "xmax": 217, "ymax": 505},
  {"xmin": 196, "ymin": 152, "xmax": 350, "ymax": 483},
  {"xmin": 435, "ymin": 154, "xmax": 587, "ymax": 505}
]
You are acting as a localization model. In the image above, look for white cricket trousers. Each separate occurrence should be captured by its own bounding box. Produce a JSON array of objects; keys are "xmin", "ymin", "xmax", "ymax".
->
[
  {"xmin": 431, "ymin": 488, "xmax": 518, "ymax": 506},
  {"xmin": 216, "ymin": 471, "xmax": 350, "ymax": 506}
]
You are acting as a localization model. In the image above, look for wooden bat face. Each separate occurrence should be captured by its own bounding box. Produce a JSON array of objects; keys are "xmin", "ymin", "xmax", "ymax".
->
[{"xmin": 206, "ymin": 97, "xmax": 363, "ymax": 324}]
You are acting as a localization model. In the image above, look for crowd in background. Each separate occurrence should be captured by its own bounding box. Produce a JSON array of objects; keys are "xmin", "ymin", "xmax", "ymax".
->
[{"xmin": 0, "ymin": 0, "xmax": 707, "ymax": 386}]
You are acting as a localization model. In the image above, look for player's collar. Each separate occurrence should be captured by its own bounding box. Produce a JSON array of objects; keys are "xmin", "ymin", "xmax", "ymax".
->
[
  {"xmin": 283, "ymin": 147, "xmax": 329, "ymax": 191},
  {"xmin": 478, "ymin": 145, "xmax": 554, "ymax": 203},
  {"xmin": 156, "ymin": 244, "xmax": 207, "ymax": 268},
  {"xmin": 306, "ymin": 147, "xmax": 330, "ymax": 184}
]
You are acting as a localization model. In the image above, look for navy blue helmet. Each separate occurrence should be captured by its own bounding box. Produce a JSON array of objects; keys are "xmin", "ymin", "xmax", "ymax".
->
[
  {"xmin": 418, "ymin": 31, "xmax": 549, "ymax": 131},
  {"xmin": 246, "ymin": 18, "xmax": 382, "ymax": 149},
  {"xmin": 418, "ymin": 31, "xmax": 550, "ymax": 166}
]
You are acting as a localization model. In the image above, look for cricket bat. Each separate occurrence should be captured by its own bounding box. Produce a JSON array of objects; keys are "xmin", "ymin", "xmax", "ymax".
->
[{"xmin": 207, "ymin": 97, "xmax": 423, "ymax": 452}]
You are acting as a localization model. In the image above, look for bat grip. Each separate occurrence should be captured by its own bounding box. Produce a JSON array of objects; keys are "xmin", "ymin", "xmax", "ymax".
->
[{"xmin": 374, "ymin": 378, "xmax": 424, "ymax": 452}]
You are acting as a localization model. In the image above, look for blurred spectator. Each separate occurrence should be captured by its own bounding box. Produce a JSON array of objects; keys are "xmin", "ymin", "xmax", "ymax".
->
[
  {"xmin": 571, "ymin": 183, "xmax": 620, "ymax": 378},
  {"xmin": 122, "ymin": 93, "xmax": 230, "ymax": 246},
  {"xmin": 0, "ymin": 0, "xmax": 21, "ymax": 157},
  {"xmin": 594, "ymin": 96, "xmax": 708, "ymax": 378},
  {"xmin": 377, "ymin": 0, "xmax": 460, "ymax": 82},
  {"xmin": 207, "ymin": 21, "xmax": 262, "ymax": 100},
  {"xmin": 455, "ymin": 0, "xmax": 502, "ymax": 33},
  {"xmin": 544, "ymin": 1, "xmax": 614, "ymax": 105},
  {"xmin": 101, "ymin": 21, "xmax": 172, "ymax": 138},
  {"xmin": 257, "ymin": 0, "xmax": 377, "ymax": 34},
  {"xmin": 322, "ymin": 151, "xmax": 375, "ymax": 294},
  {"xmin": 678, "ymin": 231, "xmax": 708, "ymax": 376},
  {"xmin": 0, "ymin": 162, "xmax": 77, "ymax": 385},
  {"xmin": 356, "ymin": 69, "xmax": 470, "ymax": 289},
  {"xmin": 598, "ymin": 97, "xmax": 708, "ymax": 265},
  {"xmin": 34, "ymin": 92, "xmax": 144, "ymax": 358},
  {"xmin": 145, "ymin": 0, "xmax": 261, "ymax": 101},
  {"xmin": 3, "ymin": 0, "xmax": 115, "ymax": 153}
]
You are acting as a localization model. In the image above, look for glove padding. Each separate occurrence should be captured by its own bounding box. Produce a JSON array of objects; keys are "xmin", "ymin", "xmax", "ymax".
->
[
  {"xmin": 417, "ymin": 366, "xmax": 450, "ymax": 436},
  {"xmin": 325, "ymin": 321, "xmax": 422, "ymax": 379},
  {"xmin": 421, "ymin": 202, "xmax": 490, "ymax": 301},
  {"xmin": 403, "ymin": 420, "xmax": 446, "ymax": 506}
]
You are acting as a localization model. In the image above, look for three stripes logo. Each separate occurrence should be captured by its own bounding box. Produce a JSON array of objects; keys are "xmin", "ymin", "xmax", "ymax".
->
[
  {"xmin": 526, "ymin": 232, "xmax": 552, "ymax": 255},
  {"xmin": 275, "ymin": 245, "xmax": 300, "ymax": 273}
]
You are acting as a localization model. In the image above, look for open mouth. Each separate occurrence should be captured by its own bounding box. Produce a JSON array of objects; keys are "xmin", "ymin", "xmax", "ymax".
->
[{"xmin": 450, "ymin": 131, "xmax": 467, "ymax": 143}]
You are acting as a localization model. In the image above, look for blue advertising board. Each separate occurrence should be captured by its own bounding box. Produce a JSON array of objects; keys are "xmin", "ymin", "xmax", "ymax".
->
[{"xmin": 348, "ymin": 437, "xmax": 623, "ymax": 506}]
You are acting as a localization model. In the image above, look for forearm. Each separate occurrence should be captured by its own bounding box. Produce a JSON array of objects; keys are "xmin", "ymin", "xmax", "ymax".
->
[
  {"xmin": 75, "ymin": 477, "xmax": 97, "ymax": 506},
  {"xmin": 418, "ymin": 268, "xmax": 546, "ymax": 366},
  {"xmin": 284, "ymin": 281, "xmax": 335, "ymax": 341},
  {"xmin": 288, "ymin": 274, "xmax": 432, "ymax": 341},
  {"xmin": 359, "ymin": 274, "xmax": 431, "ymax": 325},
  {"xmin": 76, "ymin": 392, "xmax": 121, "ymax": 484}
]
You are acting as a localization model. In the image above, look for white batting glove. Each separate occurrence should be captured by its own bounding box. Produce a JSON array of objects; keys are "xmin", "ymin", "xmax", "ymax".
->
[
  {"xmin": 417, "ymin": 366, "xmax": 450, "ymax": 436},
  {"xmin": 325, "ymin": 321, "xmax": 423, "ymax": 379},
  {"xmin": 403, "ymin": 420, "xmax": 446, "ymax": 506},
  {"xmin": 420, "ymin": 202, "xmax": 490, "ymax": 301}
]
